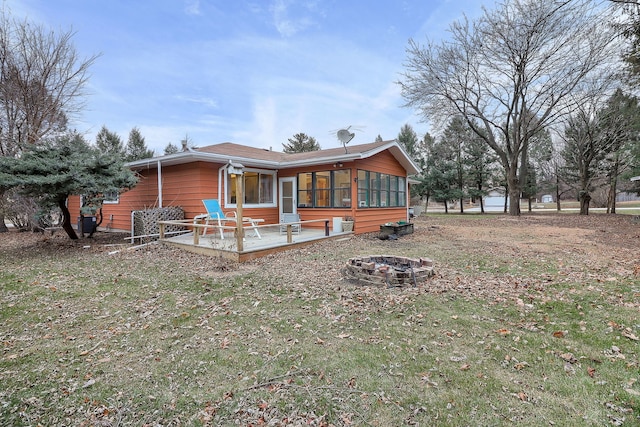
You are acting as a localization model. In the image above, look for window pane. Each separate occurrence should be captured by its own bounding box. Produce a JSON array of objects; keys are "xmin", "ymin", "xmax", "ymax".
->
[
  {"xmin": 369, "ymin": 172, "xmax": 379, "ymax": 207},
  {"xmin": 398, "ymin": 177, "xmax": 406, "ymax": 206},
  {"xmin": 334, "ymin": 188, "xmax": 351, "ymax": 207},
  {"xmin": 298, "ymin": 173, "xmax": 313, "ymax": 207},
  {"xmin": 315, "ymin": 171, "xmax": 331, "ymax": 207},
  {"xmin": 357, "ymin": 170, "xmax": 368, "ymax": 207},
  {"xmin": 229, "ymin": 175, "xmax": 237, "ymax": 204},
  {"xmin": 389, "ymin": 176, "xmax": 398, "ymax": 207},
  {"xmin": 315, "ymin": 189, "xmax": 331, "ymax": 207},
  {"xmin": 244, "ymin": 172, "xmax": 259, "ymax": 204},
  {"xmin": 333, "ymin": 169, "xmax": 351, "ymax": 207},
  {"xmin": 103, "ymin": 191, "xmax": 119, "ymax": 203},
  {"xmin": 380, "ymin": 174, "xmax": 389, "ymax": 207},
  {"xmin": 259, "ymin": 174, "xmax": 273, "ymax": 203}
]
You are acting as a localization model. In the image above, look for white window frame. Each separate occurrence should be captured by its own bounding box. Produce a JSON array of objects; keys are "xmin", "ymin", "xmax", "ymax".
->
[
  {"xmin": 225, "ymin": 168, "xmax": 277, "ymax": 208},
  {"xmin": 103, "ymin": 191, "xmax": 120, "ymax": 204}
]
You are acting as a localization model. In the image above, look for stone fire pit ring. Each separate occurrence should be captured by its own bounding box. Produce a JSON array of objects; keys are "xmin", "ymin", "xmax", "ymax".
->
[{"xmin": 342, "ymin": 255, "xmax": 434, "ymax": 288}]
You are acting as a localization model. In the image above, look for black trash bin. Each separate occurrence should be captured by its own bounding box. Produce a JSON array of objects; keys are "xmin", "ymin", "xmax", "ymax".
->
[{"xmin": 77, "ymin": 216, "xmax": 96, "ymax": 235}]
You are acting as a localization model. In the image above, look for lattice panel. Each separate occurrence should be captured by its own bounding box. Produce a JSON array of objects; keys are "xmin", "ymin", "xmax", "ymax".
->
[{"xmin": 132, "ymin": 206, "xmax": 184, "ymax": 241}]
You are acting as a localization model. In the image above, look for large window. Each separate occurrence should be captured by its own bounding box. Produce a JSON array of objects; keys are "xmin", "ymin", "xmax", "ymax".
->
[
  {"xmin": 227, "ymin": 170, "xmax": 275, "ymax": 206},
  {"xmin": 357, "ymin": 170, "xmax": 406, "ymax": 208},
  {"xmin": 297, "ymin": 169, "xmax": 351, "ymax": 208}
]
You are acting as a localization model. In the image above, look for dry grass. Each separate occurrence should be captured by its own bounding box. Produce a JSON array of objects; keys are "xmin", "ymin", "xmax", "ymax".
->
[{"xmin": 1, "ymin": 213, "xmax": 639, "ymax": 426}]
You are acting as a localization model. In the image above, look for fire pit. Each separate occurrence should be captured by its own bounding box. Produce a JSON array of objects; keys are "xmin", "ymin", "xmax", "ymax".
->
[{"xmin": 342, "ymin": 255, "xmax": 434, "ymax": 287}]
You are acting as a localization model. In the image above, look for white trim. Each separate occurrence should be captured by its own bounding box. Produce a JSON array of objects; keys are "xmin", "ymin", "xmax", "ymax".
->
[{"xmin": 157, "ymin": 159, "xmax": 163, "ymax": 207}]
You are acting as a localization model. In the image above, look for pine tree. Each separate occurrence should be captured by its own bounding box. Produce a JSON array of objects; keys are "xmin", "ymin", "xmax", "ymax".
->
[
  {"xmin": 283, "ymin": 133, "xmax": 320, "ymax": 153},
  {"xmin": 0, "ymin": 131, "xmax": 137, "ymax": 239},
  {"xmin": 164, "ymin": 143, "xmax": 179, "ymax": 155},
  {"xmin": 125, "ymin": 127, "xmax": 154, "ymax": 161},
  {"xmin": 95, "ymin": 126, "xmax": 125, "ymax": 158}
]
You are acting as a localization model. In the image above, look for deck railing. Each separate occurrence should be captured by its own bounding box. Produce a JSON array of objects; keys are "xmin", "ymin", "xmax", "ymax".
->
[{"xmin": 157, "ymin": 218, "xmax": 332, "ymax": 252}]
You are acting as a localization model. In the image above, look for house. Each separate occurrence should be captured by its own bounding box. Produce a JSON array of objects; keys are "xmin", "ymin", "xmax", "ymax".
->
[
  {"xmin": 68, "ymin": 140, "xmax": 420, "ymax": 237},
  {"xmin": 541, "ymin": 194, "xmax": 553, "ymax": 203},
  {"xmin": 483, "ymin": 190, "xmax": 509, "ymax": 211}
]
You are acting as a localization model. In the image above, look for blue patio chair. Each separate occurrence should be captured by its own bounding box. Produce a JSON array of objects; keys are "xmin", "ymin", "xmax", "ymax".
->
[
  {"xmin": 197, "ymin": 199, "xmax": 236, "ymax": 239},
  {"xmin": 196, "ymin": 199, "xmax": 263, "ymax": 239}
]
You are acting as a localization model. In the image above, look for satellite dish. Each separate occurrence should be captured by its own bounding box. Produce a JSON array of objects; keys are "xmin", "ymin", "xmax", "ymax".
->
[
  {"xmin": 337, "ymin": 128, "xmax": 355, "ymax": 145},
  {"xmin": 335, "ymin": 126, "xmax": 356, "ymax": 153}
]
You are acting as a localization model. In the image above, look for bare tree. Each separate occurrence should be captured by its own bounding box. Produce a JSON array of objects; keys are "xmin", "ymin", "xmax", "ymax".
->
[
  {"xmin": 0, "ymin": 8, "xmax": 98, "ymax": 231},
  {"xmin": 399, "ymin": 0, "xmax": 618, "ymax": 215}
]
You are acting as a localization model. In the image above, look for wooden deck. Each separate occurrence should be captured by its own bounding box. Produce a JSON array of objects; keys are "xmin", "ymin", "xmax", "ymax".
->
[{"xmin": 157, "ymin": 219, "xmax": 353, "ymax": 262}]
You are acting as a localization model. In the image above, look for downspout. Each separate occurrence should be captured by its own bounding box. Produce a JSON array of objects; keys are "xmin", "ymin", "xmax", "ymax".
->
[
  {"xmin": 157, "ymin": 159, "xmax": 163, "ymax": 208},
  {"xmin": 131, "ymin": 210, "xmax": 135, "ymax": 242},
  {"xmin": 218, "ymin": 163, "xmax": 231, "ymax": 205}
]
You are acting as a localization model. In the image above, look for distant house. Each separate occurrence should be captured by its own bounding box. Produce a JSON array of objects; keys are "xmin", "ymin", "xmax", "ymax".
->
[
  {"xmin": 483, "ymin": 190, "xmax": 509, "ymax": 210},
  {"xmin": 541, "ymin": 194, "xmax": 553, "ymax": 203},
  {"xmin": 68, "ymin": 140, "xmax": 420, "ymax": 235}
]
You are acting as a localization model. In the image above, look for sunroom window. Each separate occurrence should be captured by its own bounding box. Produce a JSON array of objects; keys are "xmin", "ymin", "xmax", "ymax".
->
[
  {"xmin": 357, "ymin": 170, "xmax": 406, "ymax": 208},
  {"xmin": 296, "ymin": 169, "xmax": 351, "ymax": 208}
]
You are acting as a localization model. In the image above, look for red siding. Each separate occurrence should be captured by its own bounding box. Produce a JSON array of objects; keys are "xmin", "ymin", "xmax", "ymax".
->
[{"xmin": 71, "ymin": 148, "xmax": 410, "ymax": 235}]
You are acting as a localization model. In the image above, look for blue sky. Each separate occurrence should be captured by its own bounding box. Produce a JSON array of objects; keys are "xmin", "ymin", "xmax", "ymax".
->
[{"xmin": 6, "ymin": 0, "xmax": 487, "ymax": 154}]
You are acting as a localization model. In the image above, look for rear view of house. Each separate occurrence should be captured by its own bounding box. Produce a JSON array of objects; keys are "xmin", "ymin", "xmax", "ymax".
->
[{"xmin": 69, "ymin": 139, "xmax": 420, "ymax": 238}]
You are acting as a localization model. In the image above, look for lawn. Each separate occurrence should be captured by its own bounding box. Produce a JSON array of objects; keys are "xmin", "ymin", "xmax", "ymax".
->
[{"xmin": 1, "ymin": 213, "xmax": 638, "ymax": 426}]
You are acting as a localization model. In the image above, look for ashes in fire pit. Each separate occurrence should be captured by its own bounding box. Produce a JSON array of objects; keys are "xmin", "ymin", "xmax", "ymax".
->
[{"xmin": 343, "ymin": 255, "xmax": 434, "ymax": 288}]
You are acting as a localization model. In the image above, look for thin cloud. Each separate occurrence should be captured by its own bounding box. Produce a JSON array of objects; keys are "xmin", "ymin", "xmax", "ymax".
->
[
  {"xmin": 184, "ymin": 0, "xmax": 201, "ymax": 16},
  {"xmin": 269, "ymin": 0, "xmax": 321, "ymax": 37}
]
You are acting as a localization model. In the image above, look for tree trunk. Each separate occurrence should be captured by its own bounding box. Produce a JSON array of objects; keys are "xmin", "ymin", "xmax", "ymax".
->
[
  {"xmin": 459, "ymin": 197, "xmax": 464, "ymax": 214},
  {"xmin": 58, "ymin": 199, "xmax": 79, "ymax": 239},
  {"xmin": 555, "ymin": 165, "xmax": 561, "ymax": 211},
  {"xmin": 506, "ymin": 167, "xmax": 521, "ymax": 215},
  {"xmin": 0, "ymin": 189, "xmax": 9, "ymax": 232},
  {"xmin": 579, "ymin": 192, "xmax": 591, "ymax": 215},
  {"xmin": 608, "ymin": 173, "xmax": 618, "ymax": 215},
  {"xmin": 480, "ymin": 196, "xmax": 485, "ymax": 214}
]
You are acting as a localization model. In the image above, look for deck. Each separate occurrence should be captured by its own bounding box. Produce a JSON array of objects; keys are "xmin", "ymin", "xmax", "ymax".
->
[{"xmin": 157, "ymin": 219, "xmax": 353, "ymax": 262}]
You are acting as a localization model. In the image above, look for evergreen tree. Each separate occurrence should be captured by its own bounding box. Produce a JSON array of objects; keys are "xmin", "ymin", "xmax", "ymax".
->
[
  {"xmin": 464, "ymin": 123, "xmax": 496, "ymax": 213},
  {"xmin": 375, "ymin": 134, "xmax": 384, "ymax": 142},
  {"xmin": 0, "ymin": 131, "xmax": 137, "ymax": 239},
  {"xmin": 440, "ymin": 117, "xmax": 469, "ymax": 213},
  {"xmin": 412, "ymin": 133, "xmax": 436, "ymax": 209},
  {"xmin": 95, "ymin": 126, "xmax": 125, "ymax": 158},
  {"xmin": 164, "ymin": 143, "xmax": 179, "ymax": 155},
  {"xmin": 283, "ymin": 133, "xmax": 320, "ymax": 153},
  {"xmin": 126, "ymin": 127, "xmax": 154, "ymax": 161},
  {"xmin": 397, "ymin": 124, "xmax": 420, "ymax": 163}
]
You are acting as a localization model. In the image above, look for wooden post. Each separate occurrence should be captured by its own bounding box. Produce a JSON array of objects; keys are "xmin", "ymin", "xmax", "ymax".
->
[
  {"xmin": 235, "ymin": 173, "xmax": 244, "ymax": 252},
  {"xmin": 193, "ymin": 223, "xmax": 200, "ymax": 245}
]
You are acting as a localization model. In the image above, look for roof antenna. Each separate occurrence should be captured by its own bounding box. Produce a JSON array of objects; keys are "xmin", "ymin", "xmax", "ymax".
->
[{"xmin": 336, "ymin": 126, "xmax": 355, "ymax": 153}]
